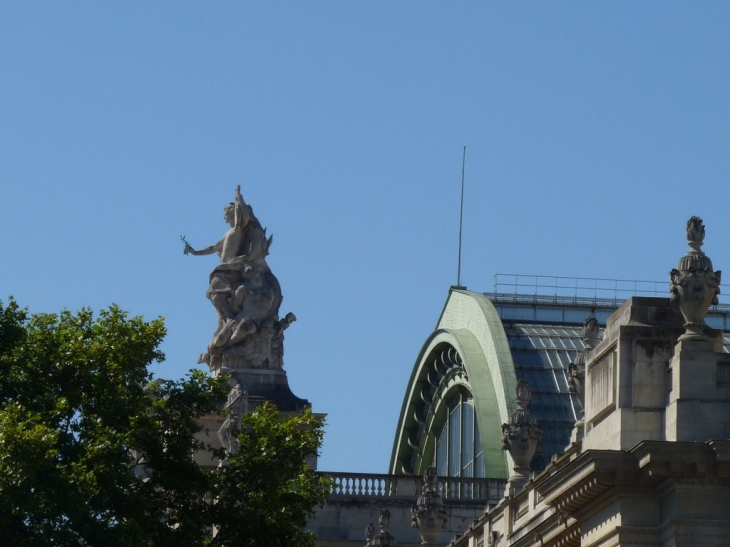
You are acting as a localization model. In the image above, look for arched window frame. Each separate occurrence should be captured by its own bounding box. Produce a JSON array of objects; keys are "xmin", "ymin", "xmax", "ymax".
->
[{"xmin": 434, "ymin": 389, "xmax": 485, "ymax": 478}]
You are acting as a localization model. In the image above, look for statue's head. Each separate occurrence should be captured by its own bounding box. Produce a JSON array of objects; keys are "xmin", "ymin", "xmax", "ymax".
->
[{"xmin": 224, "ymin": 202, "xmax": 236, "ymax": 224}]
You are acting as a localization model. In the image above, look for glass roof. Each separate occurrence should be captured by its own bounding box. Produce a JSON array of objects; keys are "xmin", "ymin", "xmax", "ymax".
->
[
  {"xmin": 503, "ymin": 323, "xmax": 586, "ymax": 471},
  {"xmin": 502, "ymin": 321, "xmax": 730, "ymax": 473}
]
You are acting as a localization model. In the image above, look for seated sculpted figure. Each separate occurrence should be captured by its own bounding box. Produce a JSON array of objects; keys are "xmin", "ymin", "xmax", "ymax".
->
[{"xmin": 183, "ymin": 185, "xmax": 287, "ymax": 370}]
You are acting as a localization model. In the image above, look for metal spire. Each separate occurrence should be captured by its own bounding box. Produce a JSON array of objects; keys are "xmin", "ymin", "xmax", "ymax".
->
[{"xmin": 457, "ymin": 146, "xmax": 466, "ymax": 288}]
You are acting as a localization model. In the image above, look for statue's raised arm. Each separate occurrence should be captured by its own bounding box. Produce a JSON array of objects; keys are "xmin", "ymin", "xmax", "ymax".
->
[
  {"xmin": 182, "ymin": 185, "xmax": 255, "ymax": 262},
  {"xmin": 234, "ymin": 185, "xmax": 250, "ymax": 231}
]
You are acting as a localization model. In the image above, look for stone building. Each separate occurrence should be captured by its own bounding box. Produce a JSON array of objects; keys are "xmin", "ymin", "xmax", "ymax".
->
[
  {"xmin": 445, "ymin": 217, "xmax": 730, "ymax": 547},
  {"xmin": 310, "ymin": 217, "xmax": 730, "ymax": 546},
  {"xmin": 184, "ymin": 193, "xmax": 730, "ymax": 545}
]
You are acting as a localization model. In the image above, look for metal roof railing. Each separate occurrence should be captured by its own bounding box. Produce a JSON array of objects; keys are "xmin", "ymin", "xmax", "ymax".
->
[{"xmin": 490, "ymin": 273, "xmax": 730, "ymax": 313}]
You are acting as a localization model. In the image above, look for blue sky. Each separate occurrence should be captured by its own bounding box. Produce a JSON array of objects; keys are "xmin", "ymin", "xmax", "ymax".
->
[{"xmin": 2, "ymin": 3, "xmax": 730, "ymax": 473}]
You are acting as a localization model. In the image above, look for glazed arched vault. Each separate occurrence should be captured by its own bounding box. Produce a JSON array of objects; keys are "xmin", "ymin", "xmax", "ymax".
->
[{"xmin": 389, "ymin": 289, "xmax": 518, "ymax": 479}]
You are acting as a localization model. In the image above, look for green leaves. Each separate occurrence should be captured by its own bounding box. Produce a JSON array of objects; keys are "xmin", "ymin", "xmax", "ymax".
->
[
  {"xmin": 0, "ymin": 300, "xmax": 328, "ymax": 547},
  {"xmin": 208, "ymin": 402, "xmax": 331, "ymax": 547}
]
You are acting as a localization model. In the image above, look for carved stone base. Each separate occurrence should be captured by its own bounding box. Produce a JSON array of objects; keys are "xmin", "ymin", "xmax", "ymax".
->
[
  {"xmin": 678, "ymin": 324, "xmax": 710, "ymax": 342},
  {"xmin": 503, "ymin": 470, "xmax": 530, "ymax": 498}
]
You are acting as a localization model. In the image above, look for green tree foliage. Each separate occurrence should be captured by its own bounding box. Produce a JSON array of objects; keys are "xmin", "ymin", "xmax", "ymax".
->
[
  {"xmin": 0, "ymin": 299, "xmax": 329, "ymax": 547},
  {"xmin": 209, "ymin": 402, "xmax": 328, "ymax": 547}
]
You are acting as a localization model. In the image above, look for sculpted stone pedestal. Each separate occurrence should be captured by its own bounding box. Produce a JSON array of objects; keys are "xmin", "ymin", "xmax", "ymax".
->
[
  {"xmin": 227, "ymin": 368, "xmax": 310, "ymax": 413},
  {"xmin": 665, "ymin": 338, "xmax": 730, "ymax": 442}
]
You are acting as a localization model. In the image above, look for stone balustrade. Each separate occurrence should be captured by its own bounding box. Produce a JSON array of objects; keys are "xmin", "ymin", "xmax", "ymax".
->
[{"xmin": 320, "ymin": 471, "xmax": 505, "ymax": 503}]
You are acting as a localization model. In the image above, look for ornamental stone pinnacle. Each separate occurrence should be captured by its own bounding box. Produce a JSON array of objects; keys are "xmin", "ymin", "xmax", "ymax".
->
[
  {"xmin": 502, "ymin": 380, "xmax": 543, "ymax": 496},
  {"xmin": 411, "ymin": 467, "xmax": 448, "ymax": 547},
  {"xmin": 669, "ymin": 216, "xmax": 722, "ymax": 341}
]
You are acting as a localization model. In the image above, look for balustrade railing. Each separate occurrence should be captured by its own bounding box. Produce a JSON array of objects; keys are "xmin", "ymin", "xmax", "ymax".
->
[{"xmin": 320, "ymin": 471, "xmax": 505, "ymax": 503}]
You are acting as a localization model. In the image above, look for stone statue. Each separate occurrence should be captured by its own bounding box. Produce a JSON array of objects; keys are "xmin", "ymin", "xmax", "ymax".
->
[
  {"xmin": 365, "ymin": 510, "xmax": 396, "ymax": 546},
  {"xmin": 365, "ymin": 522, "xmax": 375, "ymax": 544},
  {"xmin": 379, "ymin": 510, "xmax": 390, "ymax": 531},
  {"xmin": 502, "ymin": 380, "xmax": 543, "ymax": 496},
  {"xmin": 669, "ymin": 216, "xmax": 721, "ymax": 341},
  {"xmin": 567, "ymin": 316, "xmax": 600, "ymax": 445},
  {"xmin": 217, "ymin": 383, "xmax": 248, "ymax": 456},
  {"xmin": 568, "ymin": 315, "xmax": 600, "ymax": 415},
  {"xmin": 182, "ymin": 186, "xmax": 296, "ymax": 373}
]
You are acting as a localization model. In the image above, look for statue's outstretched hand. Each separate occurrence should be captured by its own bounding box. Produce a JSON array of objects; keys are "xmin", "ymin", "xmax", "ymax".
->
[{"xmin": 180, "ymin": 235, "xmax": 195, "ymax": 255}]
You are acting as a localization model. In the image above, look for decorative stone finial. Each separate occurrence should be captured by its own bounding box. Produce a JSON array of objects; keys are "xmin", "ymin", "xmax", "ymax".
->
[
  {"xmin": 183, "ymin": 186, "xmax": 296, "ymax": 373},
  {"xmin": 411, "ymin": 467, "xmax": 448, "ymax": 546},
  {"xmin": 669, "ymin": 216, "xmax": 722, "ymax": 341},
  {"xmin": 366, "ymin": 510, "xmax": 397, "ymax": 546},
  {"xmin": 686, "ymin": 215, "xmax": 705, "ymax": 252},
  {"xmin": 502, "ymin": 380, "xmax": 543, "ymax": 496}
]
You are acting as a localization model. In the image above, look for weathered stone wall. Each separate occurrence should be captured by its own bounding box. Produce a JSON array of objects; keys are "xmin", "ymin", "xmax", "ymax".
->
[{"xmin": 308, "ymin": 473, "xmax": 506, "ymax": 546}]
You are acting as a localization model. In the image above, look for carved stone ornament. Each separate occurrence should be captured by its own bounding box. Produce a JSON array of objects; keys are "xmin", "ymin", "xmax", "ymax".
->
[
  {"xmin": 411, "ymin": 467, "xmax": 448, "ymax": 546},
  {"xmin": 669, "ymin": 216, "xmax": 722, "ymax": 341},
  {"xmin": 568, "ymin": 315, "xmax": 600, "ymax": 415},
  {"xmin": 182, "ymin": 186, "xmax": 296, "ymax": 374},
  {"xmin": 366, "ymin": 509, "xmax": 397, "ymax": 547},
  {"xmin": 502, "ymin": 380, "xmax": 543, "ymax": 493}
]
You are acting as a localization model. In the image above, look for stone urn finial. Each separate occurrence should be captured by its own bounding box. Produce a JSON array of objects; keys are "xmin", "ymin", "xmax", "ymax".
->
[
  {"xmin": 366, "ymin": 509, "xmax": 396, "ymax": 546},
  {"xmin": 502, "ymin": 380, "xmax": 543, "ymax": 496},
  {"xmin": 670, "ymin": 216, "xmax": 722, "ymax": 341},
  {"xmin": 411, "ymin": 467, "xmax": 448, "ymax": 546}
]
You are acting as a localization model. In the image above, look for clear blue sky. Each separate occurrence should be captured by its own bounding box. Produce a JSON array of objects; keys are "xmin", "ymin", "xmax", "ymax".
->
[{"xmin": 2, "ymin": 3, "xmax": 730, "ymax": 473}]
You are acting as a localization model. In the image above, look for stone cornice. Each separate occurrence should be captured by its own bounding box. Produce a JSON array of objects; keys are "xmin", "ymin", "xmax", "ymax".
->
[
  {"xmin": 536, "ymin": 450, "xmax": 635, "ymax": 514},
  {"xmin": 631, "ymin": 440, "xmax": 730, "ymax": 481},
  {"xmin": 507, "ymin": 510, "xmax": 580, "ymax": 547}
]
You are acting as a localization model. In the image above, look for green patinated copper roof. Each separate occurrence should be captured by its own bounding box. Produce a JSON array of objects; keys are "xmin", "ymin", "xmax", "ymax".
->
[
  {"xmin": 390, "ymin": 284, "xmax": 730, "ymax": 480},
  {"xmin": 389, "ymin": 289, "xmax": 518, "ymax": 479}
]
